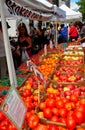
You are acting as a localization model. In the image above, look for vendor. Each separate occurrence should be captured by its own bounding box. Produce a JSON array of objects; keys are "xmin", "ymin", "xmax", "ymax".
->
[{"xmin": 17, "ymin": 22, "xmax": 32, "ymax": 64}]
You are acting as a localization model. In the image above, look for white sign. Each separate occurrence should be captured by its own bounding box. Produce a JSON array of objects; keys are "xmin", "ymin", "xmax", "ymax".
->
[
  {"xmin": 1, "ymin": 87, "xmax": 27, "ymax": 130},
  {"xmin": 34, "ymin": 67, "xmax": 44, "ymax": 82},
  {"xmin": 27, "ymin": 59, "xmax": 37, "ymax": 72},
  {"xmin": 5, "ymin": 0, "xmax": 52, "ymax": 21}
]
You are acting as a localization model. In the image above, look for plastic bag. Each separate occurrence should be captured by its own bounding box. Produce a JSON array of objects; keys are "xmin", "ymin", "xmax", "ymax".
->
[{"xmin": 21, "ymin": 50, "xmax": 29, "ymax": 62}]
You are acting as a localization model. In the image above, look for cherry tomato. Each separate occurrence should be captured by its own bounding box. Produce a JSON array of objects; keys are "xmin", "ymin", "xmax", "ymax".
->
[
  {"xmin": 33, "ymin": 123, "xmax": 48, "ymax": 130},
  {"xmin": 48, "ymin": 124, "xmax": 59, "ymax": 130},
  {"xmin": 55, "ymin": 100, "xmax": 64, "ymax": 108},
  {"xmin": 59, "ymin": 117, "xmax": 66, "ymax": 123},
  {"xmin": 0, "ymin": 111, "xmax": 5, "ymax": 121},
  {"xmin": 52, "ymin": 107, "xmax": 59, "ymax": 116},
  {"xmin": 43, "ymin": 108, "xmax": 52, "ymax": 119},
  {"xmin": 59, "ymin": 108, "xmax": 67, "ymax": 118},
  {"xmin": 27, "ymin": 114, "xmax": 39, "ymax": 129},
  {"xmin": 70, "ymin": 94, "xmax": 78, "ymax": 103},
  {"xmin": 39, "ymin": 102, "xmax": 46, "ymax": 111},
  {"xmin": 46, "ymin": 98, "xmax": 55, "ymax": 108},
  {"xmin": 22, "ymin": 89, "xmax": 31, "ymax": 97},
  {"xmin": 73, "ymin": 110, "xmax": 84, "ymax": 124},
  {"xmin": 51, "ymin": 115, "xmax": 58, "ymax": 122},
  {"xmin": 66, "ymin": 116, "xmax": 76, "ymax": 130}
]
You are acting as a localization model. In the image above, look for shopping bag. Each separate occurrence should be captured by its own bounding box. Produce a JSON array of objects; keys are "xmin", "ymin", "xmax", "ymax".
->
[{"xmin": 21, "ymin": 50, "xmax": 29, "ymax": 62}]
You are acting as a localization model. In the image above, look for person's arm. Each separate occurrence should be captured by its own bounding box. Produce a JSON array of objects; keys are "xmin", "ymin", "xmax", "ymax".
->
[{"xmin": 26, "ymin": 37, "xmax": 32, "ymax": 48}]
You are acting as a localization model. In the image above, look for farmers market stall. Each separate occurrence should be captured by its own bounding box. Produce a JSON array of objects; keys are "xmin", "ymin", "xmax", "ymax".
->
[
  {"xmin": 0, "ymin": 42, "xmax": 85, "ymax": 129},
  {"xmin": 1, "ymin": 1, "xmax": 85, "ymax": 130},
  {"xmin": 0, "ymin": 0, "xmax": 66, "ymax": 87}
]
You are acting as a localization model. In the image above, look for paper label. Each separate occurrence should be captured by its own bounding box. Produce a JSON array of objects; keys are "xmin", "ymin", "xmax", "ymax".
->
[{"xmin": 1, "ymin": 87, "xmax": 27, "ymax": 130}]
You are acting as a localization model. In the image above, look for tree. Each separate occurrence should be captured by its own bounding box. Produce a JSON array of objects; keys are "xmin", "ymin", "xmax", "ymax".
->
[{"xmin": 77, "ymin": 0, "xmax": 85, "ymax": 21}]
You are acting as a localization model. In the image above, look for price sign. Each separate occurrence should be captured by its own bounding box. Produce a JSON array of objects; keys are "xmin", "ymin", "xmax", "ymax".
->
[
  {"xmin": 27, "ymin": 59, "xmax": 36, "ymax": 72},
  {"xmin": 1, "ymin": 87, "xmax": 27, "ymax": 130},
  {"xmin": 33, "ymin": 67, "xmax": 44, "ymax": 81}
]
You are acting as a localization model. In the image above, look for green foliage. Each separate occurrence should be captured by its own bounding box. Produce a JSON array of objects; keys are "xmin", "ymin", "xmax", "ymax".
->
[{"xmin": 76, "ymin": 0, "xmax": 85, "ymax": 21}]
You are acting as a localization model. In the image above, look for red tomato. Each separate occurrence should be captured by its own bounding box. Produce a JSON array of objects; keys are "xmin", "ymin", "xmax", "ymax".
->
[
  {"xmin": 48, "ymin": 124, "xmax": 59, "ymax": 130},
  {"xmin": 70, "ymin": 94, "xmax": 78, "ymax": 103},
  {"xmin": 51, "ymin": 115, "xmax": 58, "ymax": 122},
  {"xmin": 0, "ymin": 111, "xmax": 5, "ymax": 121},
  {"xmin": 71, "ymin": 102, "xmax": 76, "ymax": 110},
  {"xmin": 52, "ymin": 107, "xmax": 59, "ymax": 116},
  {"xmin": 76, "ymin": 105, "xmax": 85, "ymax": 114},
  {"xmin": 67, "ymin": 110, "xmax": 74, "ymax": 117},
  {"xmin": 25, "ymin": 111, "xmax": 32, "ymax": 120},
  {"xmin": 33, "ymin": 123, "xmax": 48, "ymax": 130},
  {"xmin": 56, "ymin": 100, "xmax": 64, "ymax": 108},
  {"xmin": 59, "ymin": 117, "xmax": 66, "ymax": 123},
  {"xmin": 76, "ymin": 128, "xmax": 85, "ymax": 130},
  {"xmin": 66, "ymin": 116, "xmax": 76, "ymax": 130},
  {"xmin": 59, "ymin": 108, "xmax": 67, "ymax": 118},
  {"xmin": 0, "ymin": 119, "xmax": 9, "ymax": 128},
  {"xmin": 62, "ymin": 98, "xmax": 69, "ymax": 104},
  {"xmin": 8, "ymin": 124, "xmax": 17, "ymax": 130},
  {"xmin": 48, "ymin": 93, "xmax": 56, "ymax": 99},
  {"xmin": 56, "ymin": 96, "xmax": 61, "ymax": 101},
  {"xmin": 80, "ymin": 99, "xmax": 85, "ymax": 108},
  {"xmin": 27, "ymin": 114, "xmax": 39, "ymax": 129},
  {"xmin": 46, "ymin": 99, "xmax": 55, "ymax": 108},
  {"xmin": 73, "ymin": 110, "xmax": 84, "ymax": 124},
  {"xmin": 43, "ymin": 108, "xmax": 52, "ymax": 119},
  {"xmin": 39, "ymin": 102, "xmax": 46, "ymax": 111},
  {"xmin": 22, "ymin": 89, "xmax": 31, "ymax": 97},
  {"xmin": 65, "ymin": 102, "xmax": 72, "ymax": 111}
]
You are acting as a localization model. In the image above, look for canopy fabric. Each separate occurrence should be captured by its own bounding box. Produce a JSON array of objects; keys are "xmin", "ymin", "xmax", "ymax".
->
[
  {"xmin": 15, "ymin": 0, "xmax": 54, "ymax": 13},
  {"xmin": 4, "ymin": 0, "xmax": 53, "ymax": 21},
  {"xmin": 53, "ymin": 5, "xmax": 66, "ymax": 21},
  {"xmin": 3, "ymin": 0, "xmax": 66, "ymax": 22},
  {"xmin": 59, "ymin": 4, "xmax": 82, "ymax": 22}
]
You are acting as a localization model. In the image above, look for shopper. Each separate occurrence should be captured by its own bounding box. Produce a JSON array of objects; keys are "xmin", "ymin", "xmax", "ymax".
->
[
  {"xmin": 69, "ymin": 22, "xmax": 79, "ymax": 42},
  {"xmin": 29, "ymin": 23, "xmax": 40, "ymax": 54},
  {"xmin": 49, "ymin": 24, "xmax": 55, "ymax": 45},
  {"xmin": 17, "ymin": 22, "xmax": 32, "ymax": 63},
  {"xmin": 59, "ymin": 24, "xmax": 68, "ymax": 43}
]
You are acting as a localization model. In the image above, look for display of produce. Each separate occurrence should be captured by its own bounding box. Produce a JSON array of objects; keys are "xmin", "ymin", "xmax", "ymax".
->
[{"xmin": 0, "ymin": 44, "xmax": 85, "ymax": 130}]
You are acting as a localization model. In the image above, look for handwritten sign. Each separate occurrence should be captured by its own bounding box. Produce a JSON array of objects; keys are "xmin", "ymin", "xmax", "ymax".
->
[
  {"xmin": 27, "ymin": 59, "xmax": 36, "ymax": 72},
  {"xmin": 1, "ymin": 87, "xmax": 27, "ymax": 130}
]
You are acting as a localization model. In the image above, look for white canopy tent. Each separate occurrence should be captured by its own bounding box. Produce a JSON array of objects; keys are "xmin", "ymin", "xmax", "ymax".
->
[
  {"xmin": 60, "ymin": 4, "xmax": 82, "ymax": 22},
  {"xmin": 0, "ymin": 0, "xmax": 66, "ymax": 87},
  {"xmin": 2, "ymin": 0, "xmax": 66, "ymax": 21}
]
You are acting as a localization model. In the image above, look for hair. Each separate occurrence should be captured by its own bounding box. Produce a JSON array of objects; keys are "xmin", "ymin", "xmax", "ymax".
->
[
  {"xmin": 29, "ymin": 23, "xmax": 34, "ymax": 27},
  {"xmin": 75, "ymin": 21, "xmax": 83, "ymax": 29},
  {"xmin": 50, "ymin": 24, "xmax": 53, "ymax": 28},
  {"xmin": 18, "ymin": 22, "xmax": 28, "ymax": 37},
  {"xmin": 61, "ymin": 24, "xmax": 64, "ymax": 28}
]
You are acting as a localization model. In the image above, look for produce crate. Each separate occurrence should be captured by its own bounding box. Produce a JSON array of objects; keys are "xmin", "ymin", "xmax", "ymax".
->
[
  {"xmin": 34, "ymin": 95, "xmax": 85, "ymax": 130},
  {"xmin": 39, "ymin": 117, "xmax": 85, "ymax": 129}
]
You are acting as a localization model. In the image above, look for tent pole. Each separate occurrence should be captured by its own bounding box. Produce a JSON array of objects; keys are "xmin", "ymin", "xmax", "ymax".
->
[
  {"xmin": 55, "ymin": 20, "xmax": 58, "ymax": 48},
  {"xmin": 0, "ymin": 0, "xmax": 17, "ymax": 87}
]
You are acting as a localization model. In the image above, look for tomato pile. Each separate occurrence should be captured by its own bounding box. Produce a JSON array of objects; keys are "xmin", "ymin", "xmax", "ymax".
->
[{"xmin": 0, "ymin": 45, "xmax": 85, "ymax": 130}]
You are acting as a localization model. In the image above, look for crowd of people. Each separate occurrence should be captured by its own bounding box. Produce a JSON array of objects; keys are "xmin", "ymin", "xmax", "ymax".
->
[
  {"xmin": 0, "ymin": 20, "xmax": 85, "ymax": 79},
  {"xmin": 58, "ymin": 21, "xmax": 85, "ymax": 43}
]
